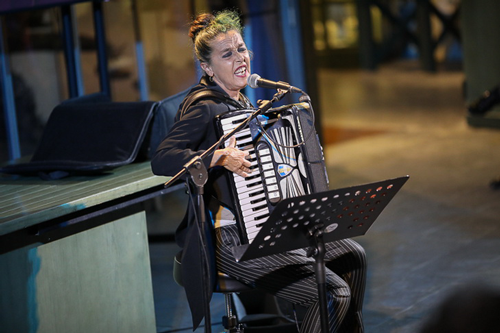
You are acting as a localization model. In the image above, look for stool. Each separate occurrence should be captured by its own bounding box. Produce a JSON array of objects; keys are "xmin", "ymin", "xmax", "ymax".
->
[
  {"xmin": 173, "ymin": 252, "xmax": 301, "ymax": 333},
  {"xmin": 173, "ymin": 252, "xmax": 252, "ymax": 332}
]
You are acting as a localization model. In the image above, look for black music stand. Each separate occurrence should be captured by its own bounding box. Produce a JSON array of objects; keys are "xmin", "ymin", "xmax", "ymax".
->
[{"xmin": 232, "ymin": 175, "xmax": 409, "ymax": 333}]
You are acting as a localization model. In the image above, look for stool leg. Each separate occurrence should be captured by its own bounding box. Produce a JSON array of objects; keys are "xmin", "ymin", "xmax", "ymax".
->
[{"xmin": 222, "ymin": 293, "xmax": 243, "ymax": 332}]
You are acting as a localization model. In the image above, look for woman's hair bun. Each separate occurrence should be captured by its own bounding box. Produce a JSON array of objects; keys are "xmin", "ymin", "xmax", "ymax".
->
[
  {"xmin": 189, "ymin": 13, "xmax": 215, "ymax": 42},
  {"xmin": 189, "ymin": 10, "xmax": 243, "ymax": 63}
]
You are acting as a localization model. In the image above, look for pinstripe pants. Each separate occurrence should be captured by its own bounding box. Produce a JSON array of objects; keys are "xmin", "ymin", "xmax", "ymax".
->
[{"xmin": 215, "ymin": 224, "xmax": 366, "ymax": 333}]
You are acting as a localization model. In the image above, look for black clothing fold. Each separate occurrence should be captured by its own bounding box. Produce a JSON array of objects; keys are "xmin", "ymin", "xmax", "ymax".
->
[{"xmin": 151, "ymin": 76, "xmax": 250, "ymax": 329}]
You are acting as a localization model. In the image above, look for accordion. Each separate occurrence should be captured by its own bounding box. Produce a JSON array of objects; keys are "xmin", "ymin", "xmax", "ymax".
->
[{"xmin": 216, "ymin": 103, "xmax": 329, "ymax": 244}]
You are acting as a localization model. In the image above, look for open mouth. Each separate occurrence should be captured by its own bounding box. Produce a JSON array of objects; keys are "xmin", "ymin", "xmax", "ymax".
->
[{"xmin": 234, "ymin": 66, "xmax": 247, "ymax": 76}]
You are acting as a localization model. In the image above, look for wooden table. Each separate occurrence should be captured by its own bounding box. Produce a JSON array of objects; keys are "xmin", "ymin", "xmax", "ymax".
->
[{"xmin": 0, "ymin": 162, "xmax": 180, "ymax": 333}]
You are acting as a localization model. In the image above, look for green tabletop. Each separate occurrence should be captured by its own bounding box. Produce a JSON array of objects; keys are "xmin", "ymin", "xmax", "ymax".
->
[{"xmin": 0, "ymin": 162, "xmax": 171, "ymax": 236}]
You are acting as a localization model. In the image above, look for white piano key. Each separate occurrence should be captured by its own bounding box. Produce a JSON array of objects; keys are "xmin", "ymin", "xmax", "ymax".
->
[
  {"xmin": 236, "ymin": 186, "xmax": 265, "ymax": 199},
  {"xmin": 235, "ymin": 183, "xmax": 264, "ymax": 196},
  {"xmin": 246, "ymin": 229, "xmax": 261, "ymax": 242},
  {"xmin": 245, "ymin": 215, "xmax": 268, "ymax": 230},
  {"xmin": 233, "ymin": 174, "xmax": 260, "ymax": 185},
  {"xmin": 237, "ymin": 137, "xmax": 253, "ymax": 145},
  {"xmin": 221, "ymin": 114, "xmax": 248, "ymax": 125},
  {"xmin": 246, "ymin": 224, "xmax": 263, "ymax": 235},
  {"xmin": 238, "ymin": 144, "xmax": 254, "ymax": 151},
  {"xmin": 235, "ymin": 128, "xmax": 251, "ymax": 137},
  {"xmin": 234, "ymin": 179, "xmax": 258, "ymax": 189},
  {"xmin": 239, "ymin": 192, "xmax": 266, "ymax": 207},
  {"xmin": 242, "ymin": 207, "xmax": 269, "ymax": 221},
  {"xmin": 223, "ymin": 129, "xmax": 250, "ymax": 139},
  {"xmin": 238, "ymin": 190, "xmax": 265, "ymax": 200},
  {"xmin": 223, "ymin": 120, "xmax": 249, "ymax": 130},
  {"xmin": 241, "ymin": 205, "xmax": 268, "ymax": 218},
  {"xmin": 244, "ymin": 221, "xmax": 267, "ymax": 234}
]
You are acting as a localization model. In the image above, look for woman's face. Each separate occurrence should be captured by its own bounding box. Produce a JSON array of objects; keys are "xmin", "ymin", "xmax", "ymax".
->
[{"xmin": 201, "ymin": 30, "xmax": 250, "ymax": 99}]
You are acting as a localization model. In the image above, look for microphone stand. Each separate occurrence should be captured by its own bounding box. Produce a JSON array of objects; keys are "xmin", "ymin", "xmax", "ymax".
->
[{"xmin": 163, "ymin": 88, "xmax": 290, "ymax": 333}]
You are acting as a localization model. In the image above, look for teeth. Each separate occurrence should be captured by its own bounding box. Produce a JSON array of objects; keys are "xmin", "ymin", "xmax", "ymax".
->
[{"xmin": 235, "ymin": 67, "xmax": 246, "ymax": 75}]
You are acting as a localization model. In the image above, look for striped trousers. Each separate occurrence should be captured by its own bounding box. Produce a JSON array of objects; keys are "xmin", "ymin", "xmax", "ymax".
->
[{"xmin": 215, "ymin": 224, "xmax": 366, "ymax": 333}]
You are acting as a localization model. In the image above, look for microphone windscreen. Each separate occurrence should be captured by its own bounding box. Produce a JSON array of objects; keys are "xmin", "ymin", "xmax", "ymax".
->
[{"xmin": 247, "ymin": 73, "xmax": 260, "ymax": 89}]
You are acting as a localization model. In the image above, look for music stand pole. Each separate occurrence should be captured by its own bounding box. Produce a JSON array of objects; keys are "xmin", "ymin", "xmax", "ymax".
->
[{"xmin": 307, "ymin": 225, "xmax": 330, "ymax": 333}]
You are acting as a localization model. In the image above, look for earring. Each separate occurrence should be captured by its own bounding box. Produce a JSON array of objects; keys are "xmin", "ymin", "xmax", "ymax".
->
[{"xmin": 209, "ymin": 75, "xmax": 214, "ymax": 82}]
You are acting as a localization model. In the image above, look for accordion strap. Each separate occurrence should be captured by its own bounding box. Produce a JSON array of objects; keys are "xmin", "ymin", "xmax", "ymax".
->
[{"xmin": 180, "ymin": 89, "xmax": 247, "ymax": 118}]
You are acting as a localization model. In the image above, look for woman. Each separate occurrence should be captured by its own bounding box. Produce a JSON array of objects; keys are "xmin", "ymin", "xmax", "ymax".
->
[{"xmin": 151, "ymin": 10, "xmax": 366, "ymax": 333}]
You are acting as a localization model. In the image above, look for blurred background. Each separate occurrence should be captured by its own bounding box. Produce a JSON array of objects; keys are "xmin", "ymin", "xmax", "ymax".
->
[{"xmin": 1, "ymin": 0, "xmax": 475, "ymax": 163}]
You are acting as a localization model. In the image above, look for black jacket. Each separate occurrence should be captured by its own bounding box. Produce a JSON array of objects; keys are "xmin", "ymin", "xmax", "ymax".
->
[{"xmin": 151, "ymin": 76, "xmax": 251, "ymax": 329}]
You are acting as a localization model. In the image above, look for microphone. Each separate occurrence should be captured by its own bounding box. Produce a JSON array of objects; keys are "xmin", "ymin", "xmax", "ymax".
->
[{"xmin": 247, "ymin": 73, "xmax": 302, "ymax": 93}]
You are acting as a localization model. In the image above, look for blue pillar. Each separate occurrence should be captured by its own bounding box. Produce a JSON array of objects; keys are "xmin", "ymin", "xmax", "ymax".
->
[
  {"xmin": 280, "ymin": 0, "xmax": 306, "ymax": 92},
  {"xmin": 246, "ymin": 1, "xmax": 289, "ymax": 104},
  {"xmin": 0, "ymin": 18, "xmax": 20, "ymax": 160},
  {"xmin": 61, "ymin": 5, "xmax": 84, "ymax": 98},
  {"xmin": 243, "ymin": 22, "xmax": 255, "ymax": 104},
  {"xmin": 131, "ymin": 0, "xmax": 149, "ymax": 101},
  {"xmin": 93, "ymin": 1, "xmax": 111, "ymax": 98}
]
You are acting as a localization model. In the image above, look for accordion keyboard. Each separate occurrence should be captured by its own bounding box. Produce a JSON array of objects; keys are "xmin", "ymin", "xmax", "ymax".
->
[{"xmin": 220, "ymin": 113, "xmax": 270, "ymax": 241}]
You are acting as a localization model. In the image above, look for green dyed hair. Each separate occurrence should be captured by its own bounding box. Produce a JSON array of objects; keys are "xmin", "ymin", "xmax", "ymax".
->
[{"xmin": 189, "ymin": 10, "xmax": 243, "ymax": 63}]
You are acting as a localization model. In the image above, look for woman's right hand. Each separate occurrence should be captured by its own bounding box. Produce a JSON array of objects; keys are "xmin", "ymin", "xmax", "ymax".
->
[{"xmin": 210, "ymin": 136, "xmax": 252, "ymax": 177}]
